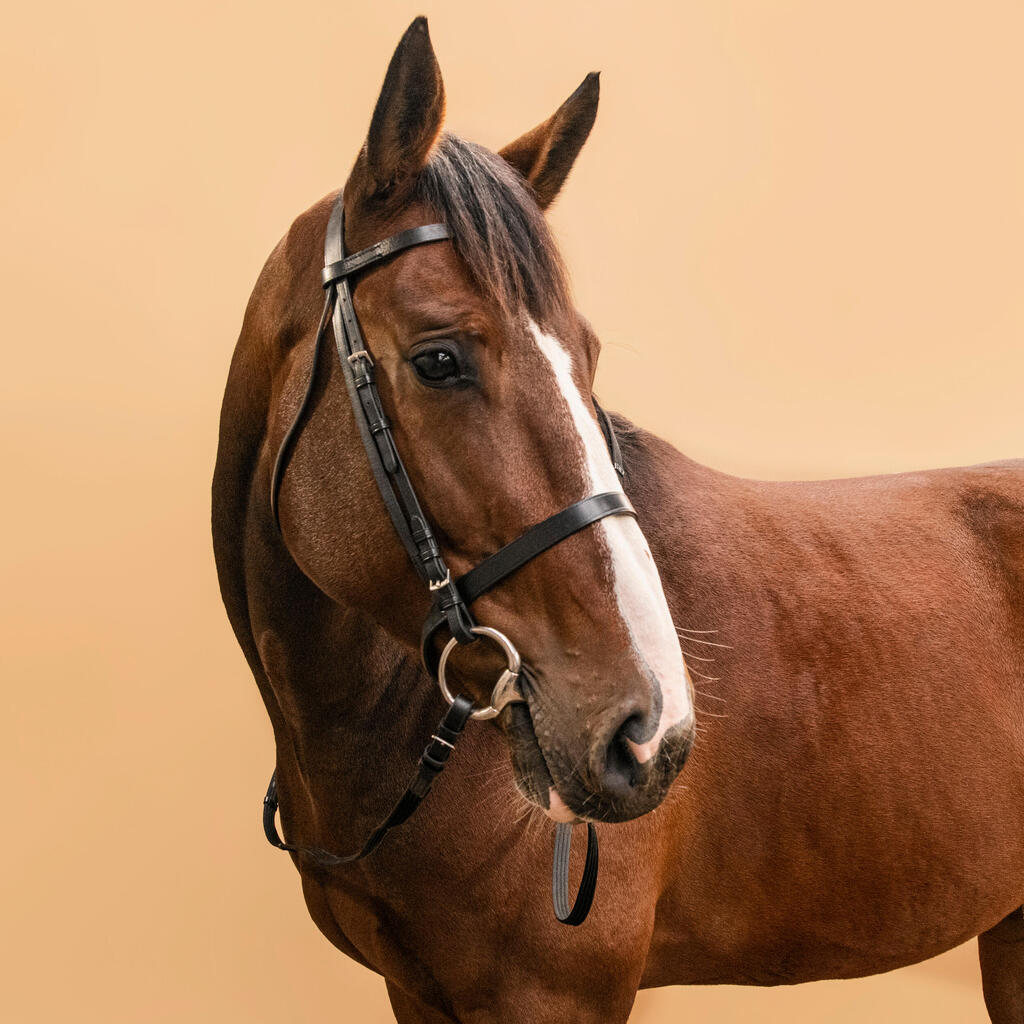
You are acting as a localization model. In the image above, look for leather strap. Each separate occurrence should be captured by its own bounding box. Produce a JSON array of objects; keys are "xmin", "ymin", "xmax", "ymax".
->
[
  {"xmin": 552, "ymin": 822, "xmax": 599, "ymax": 925},
  {"xmin": 594, "ymin": 397, "xmax": 625, "ymax": 479},
  {"xmin": 263, "ymin": 695, "xmax": 475, "ymax": 865},
  {"xmin": 322, "ymin": 223, "xmax": 452, "ymax": 287},
  {"xmin": 421, "ymin": 491, "xmax": 636, "ymax": 677}
]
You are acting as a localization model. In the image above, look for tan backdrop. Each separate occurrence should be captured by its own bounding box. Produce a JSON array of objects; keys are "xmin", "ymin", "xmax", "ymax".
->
[{"xmin": 3, "ymin": 1, "xmax": 1021, "ymax": 1020}]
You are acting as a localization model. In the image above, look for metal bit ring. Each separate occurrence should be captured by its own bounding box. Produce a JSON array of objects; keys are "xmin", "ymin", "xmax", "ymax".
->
[{"xmin": 437, "ymin": 626, "xmax": 523, "ymax": 721}]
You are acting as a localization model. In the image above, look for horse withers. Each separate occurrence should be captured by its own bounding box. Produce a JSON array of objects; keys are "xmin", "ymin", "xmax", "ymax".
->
[{"xmin": 213, "ymin": 18, "xmax": 1024, "ymax": 1023}]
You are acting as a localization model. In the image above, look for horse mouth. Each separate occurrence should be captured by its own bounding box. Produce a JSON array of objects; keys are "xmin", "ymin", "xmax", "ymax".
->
[{"xmin": 500, "ymin": 698, "xmax": 580, "ymax": 821}]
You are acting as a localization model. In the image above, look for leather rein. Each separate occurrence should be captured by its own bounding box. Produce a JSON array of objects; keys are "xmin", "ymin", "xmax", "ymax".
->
[{"xmin": 263, "ymin": 191, "xmax": 633, "ymax": 926}]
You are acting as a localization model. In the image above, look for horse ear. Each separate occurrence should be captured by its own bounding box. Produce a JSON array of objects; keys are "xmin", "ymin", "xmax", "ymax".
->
[
  {"xmin": 499, "ymin": 73, "xmax": 599, "ymax": 210},
  {"xmin": 349, "ymin": 17, "xmax": 446, "ymax": 204}
]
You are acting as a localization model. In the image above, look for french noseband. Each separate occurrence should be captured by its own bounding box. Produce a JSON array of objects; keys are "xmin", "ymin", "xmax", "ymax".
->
[{"xmin": 263, "ymin": 191, "xmax": 633, "ymax": 925}]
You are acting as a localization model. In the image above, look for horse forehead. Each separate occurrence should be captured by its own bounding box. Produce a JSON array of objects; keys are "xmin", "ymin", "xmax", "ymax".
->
[
  {"xmin": 357, "ymin": 254, "xmax": 588, "ymax": 372},
  {"xmin": 354, "ymin": 241, "xmax": 486, "ymax": 326}
]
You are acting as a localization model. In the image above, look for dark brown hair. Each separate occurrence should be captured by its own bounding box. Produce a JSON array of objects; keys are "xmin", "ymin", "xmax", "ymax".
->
[{"xmin": 415, "ymin": 133, "xmax": 572, "ymax": 326}]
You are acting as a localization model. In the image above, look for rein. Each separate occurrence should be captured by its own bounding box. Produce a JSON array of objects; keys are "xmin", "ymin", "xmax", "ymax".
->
[{"xmin": 263, "ymin": 191, "xmax": 631, "ymax": 926}]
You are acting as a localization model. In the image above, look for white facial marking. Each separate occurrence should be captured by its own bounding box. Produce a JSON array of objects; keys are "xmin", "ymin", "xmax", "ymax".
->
[{"xmin": 528, "ymin": 321, "xmax": 694, "ymax": 765}]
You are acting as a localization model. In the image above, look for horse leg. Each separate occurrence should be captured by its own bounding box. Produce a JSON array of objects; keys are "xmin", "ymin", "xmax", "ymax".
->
[{"xmin": 978, "ymin": 908, "xmax": 1024, "ymax": 1023}]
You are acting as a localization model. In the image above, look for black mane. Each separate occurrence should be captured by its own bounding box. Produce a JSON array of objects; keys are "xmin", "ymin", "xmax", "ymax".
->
[{"xmin": 415, "ymin": 134, "xmax": 572, "ymax": 326}]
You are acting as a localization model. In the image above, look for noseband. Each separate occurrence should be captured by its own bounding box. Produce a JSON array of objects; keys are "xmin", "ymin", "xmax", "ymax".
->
[{"xmin": 263, "ymin": 191, "xmax": 634, "ymax": 925}]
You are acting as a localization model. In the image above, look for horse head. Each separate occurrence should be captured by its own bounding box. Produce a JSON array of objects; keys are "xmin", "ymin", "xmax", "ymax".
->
[{"xmin": 273, "ymin": 18, "xmax": 695, "ymax": 824}]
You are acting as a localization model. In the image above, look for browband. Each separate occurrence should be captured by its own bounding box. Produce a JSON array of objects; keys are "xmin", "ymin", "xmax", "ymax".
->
[{"xmin": 322, "ymin": 223, "xmax": 452, "ymax": 286}]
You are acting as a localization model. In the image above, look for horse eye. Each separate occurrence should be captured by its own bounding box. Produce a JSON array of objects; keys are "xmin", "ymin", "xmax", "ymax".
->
[{"xmin": 411, "ymin": 347, "xmax": 461, "ymax": 386}]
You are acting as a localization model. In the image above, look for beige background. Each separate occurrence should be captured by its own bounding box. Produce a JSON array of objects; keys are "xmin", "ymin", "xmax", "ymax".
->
[{"xmin": 3, "ymin": 1, "xmax": 1021, "ymax": 1020}]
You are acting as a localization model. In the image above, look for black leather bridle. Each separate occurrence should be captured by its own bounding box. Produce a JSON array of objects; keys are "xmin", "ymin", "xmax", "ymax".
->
[{"xmin": 262, "ymin": 191, "xmax": 634, "ymax": 925}]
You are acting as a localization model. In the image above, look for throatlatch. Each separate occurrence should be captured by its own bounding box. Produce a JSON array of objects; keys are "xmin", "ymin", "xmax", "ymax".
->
[{"xmin": 265, "ymin": 190, "xmax": 633, "ymax": 925}]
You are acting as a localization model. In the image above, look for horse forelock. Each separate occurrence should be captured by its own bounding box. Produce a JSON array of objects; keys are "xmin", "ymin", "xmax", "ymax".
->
[{"xmin": 414, "ymin": 133, "xmax": 573, "ymax": 328}]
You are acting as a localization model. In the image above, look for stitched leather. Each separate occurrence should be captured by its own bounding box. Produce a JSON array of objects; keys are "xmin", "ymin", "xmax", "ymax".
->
[{"xmin": 326, "ymin": 205, "xmax": 476, "ymax": 643}]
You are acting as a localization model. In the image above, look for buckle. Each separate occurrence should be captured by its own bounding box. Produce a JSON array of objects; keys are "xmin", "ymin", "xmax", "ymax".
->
[{"xmin": 428, "ymin": 571, "xmax": 452, "ymax": 592}]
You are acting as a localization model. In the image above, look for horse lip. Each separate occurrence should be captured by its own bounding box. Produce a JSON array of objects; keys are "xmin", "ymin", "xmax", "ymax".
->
[{"xmin": 500, "ymin": 695, "xmax": 570, "ymax": 816}]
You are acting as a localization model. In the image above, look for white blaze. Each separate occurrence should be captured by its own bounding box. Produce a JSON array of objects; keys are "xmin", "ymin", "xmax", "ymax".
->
[{"xmin": 529, "ymin": 322, "xmax": 694, "ymax": 764}]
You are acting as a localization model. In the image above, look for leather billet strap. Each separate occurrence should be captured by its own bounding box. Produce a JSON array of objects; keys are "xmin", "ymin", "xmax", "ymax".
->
[
  {"xmin": 263, "ymin": 694, "xmax": 600, "ymax": 930},
  {"xmin": 269, "ymin": 223, "xmax": 455, "ymax": 529},
  {"xmin": 263, "ymin": 695, "xmax": 475, "ymax": 866}
]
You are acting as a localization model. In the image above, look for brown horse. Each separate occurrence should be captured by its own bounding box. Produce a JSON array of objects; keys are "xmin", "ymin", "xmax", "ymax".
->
[{"xmin": 213, "ymin": 18, "xmax": 1024, "ymax": 1023}]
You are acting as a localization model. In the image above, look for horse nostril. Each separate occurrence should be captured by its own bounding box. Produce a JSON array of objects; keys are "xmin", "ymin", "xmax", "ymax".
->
[{"xmin": 601, "ymin": 713, "xmax": 644, "ymax": 798}]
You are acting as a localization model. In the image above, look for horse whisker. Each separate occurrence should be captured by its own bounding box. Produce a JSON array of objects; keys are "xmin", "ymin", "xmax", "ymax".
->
[
  {"xmin": 676, "ymin": 635, "xmax": 733, "ymax": 649},
  {"xmin": 688, "ymin": 670, "xmax": 720, "ymax": 682},
  {"xmin": 680, "ymin": 651, "xmax": 716, "ymax": 663}
]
